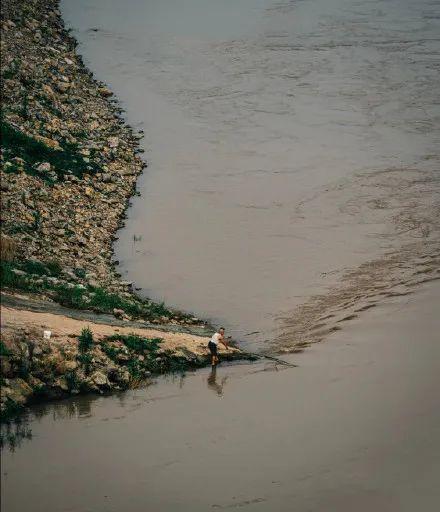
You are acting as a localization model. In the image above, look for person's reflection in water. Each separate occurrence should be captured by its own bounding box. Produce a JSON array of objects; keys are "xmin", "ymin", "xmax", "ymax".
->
[{"xmin": 207, "ymin": 367, "xmax": 228, "ymax": 396}]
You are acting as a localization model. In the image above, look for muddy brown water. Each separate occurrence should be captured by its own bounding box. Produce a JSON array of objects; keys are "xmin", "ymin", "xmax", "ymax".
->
[
  {"xmin": 2, "ymin": 283, "xmax": 439, "ymax": 511},
  {"xmin": 61, "ymin": 0, "xmax": 439, "ymax": 349},
  {"xmin": 2, "ymin": 1, "xmax": 440, "ymax": 510}
]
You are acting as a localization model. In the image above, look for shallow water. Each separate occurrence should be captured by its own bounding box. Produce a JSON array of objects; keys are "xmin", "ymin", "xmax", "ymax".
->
[
  {"xmin": 61, "ymin": 0, "xmax": 440, "ymax": 348},
  {"xmin": 2, "ymin": 283, "xmax": 440, "ymax": 511}
]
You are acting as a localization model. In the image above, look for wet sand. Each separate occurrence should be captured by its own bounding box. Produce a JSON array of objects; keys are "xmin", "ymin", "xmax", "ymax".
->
[{"xmin": 2, "ymin": 282, "xmax": 439, "ymax": 511}]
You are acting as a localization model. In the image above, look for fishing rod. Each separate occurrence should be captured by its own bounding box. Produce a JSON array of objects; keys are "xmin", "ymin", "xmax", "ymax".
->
[
  {"xmin": 227, "ymin": 337, "xmax": 298, "ymax": 368},
  {"xmin": 241, "ymin": 350, "xmax": 298, "ymax": 368}
]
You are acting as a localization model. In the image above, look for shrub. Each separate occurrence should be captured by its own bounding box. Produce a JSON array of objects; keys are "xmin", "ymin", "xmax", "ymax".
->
[
  {"xmin": 73, "ymin": 267, "xmax": 86, "ymax": 279},
  {"xmin": 1, "ymin": 260, "xmax": 26, "ymax": 289},
  {"xmin": 21, "ymin": 259, "xmax": 48, "ymax": 276},
  {"xmin": 54, "ymin": 285, "xmax": 87, "ymax": 309},
  {"xmin": 0, "ymin": 259, "xmax": 64, "ymax": 292},
  {"xmin": 126, "ymin": 359, "xmax": 142, "ymax": 379},
  {"xmin": 88, "ymin": 287, "xmax": 130, "ymax": 313},
  {"xmin": 44, "ymin": 260, "xmax": 62, "ymax": 276},
  {"xmin": 78, "ymin": 327, "xmax": 94, "ymax": 353},
  {"xmin": 147, "ymin": 301, "xmax": 170, "ymax": 318},
  {"xmin": 65, "ymin": 370, "xmax": 80, "ymax": 391},
  {"xmin": 76, "ymin": 353, "xmax": 93, "ymax": 376}
]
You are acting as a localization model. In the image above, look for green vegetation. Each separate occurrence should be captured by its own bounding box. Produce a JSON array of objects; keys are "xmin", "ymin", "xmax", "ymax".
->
[
  {"xmin": 3, "ymin": 222, "xmax": 34, "ymax": 235},
  {"xmin": 1, "ymin": 120, "xmax": 99, "ymax": 181},
  {"xmin": 1, "ymin": 258, "xmax": 182, "ymax": 322},
  {"xmin": 77, "ymin": 328, "xmax": 94, "ymax": 375},
  {"xmin": 101, "ymin": 343, "xmax": 119, "ymax": 361},
  {"xmin": 78, "ymin": 327, "xmax": 94, "ymax": 353},
  {"xmin": 77, "ymin": 353, "xmax": 93, "ymax": 376},
  {"xmin": 21, "ymin": 259, "xmax": 62, "ymax": 277},
  {"xmin": 73, "ymin": 267, "xmax": 87, "ymax": 279},
  {"xmin": 100, "ymin": 333, "xmax": 205, "ymax": 382},
  {"xmin": 106, "ymin": 333, "xmax": 162, "ymax": 354},
  {"xmin": 126, "ymin": 359, "xmax": 144, "ymax": 381},
  {"xmin": 65, "ymin": 370, "xmax": 80, "ymax": 392},
  {"xmin": 0, "ymin": 341, "xmax": 11, "ymax": 356},
  {"xmin": 1, "ymin": 259, "xmax": 62, "ymax": 289},
  {"xmin": 2, "ymin": 59, "xmax": 20, "ymax": 80},
  {"xmin": 32, "ymin": 383, "xmax": 50, "ymax": 399},
  {"xmin": 55, "ymin": 285, "xmax": 172, "ymax": 319},
  {"xmin": 102, "ymin": 334, "xmax": 164, "ymax": 382}
]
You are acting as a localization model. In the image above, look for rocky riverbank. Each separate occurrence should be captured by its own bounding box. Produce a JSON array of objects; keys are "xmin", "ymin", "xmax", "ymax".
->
[
  {"xmin": 0, "ymin": 0, "xmax": 248, "ymax": 420},
  {"xmin": 1, "ymin": 298, "xmax": 246, "ymax": 420}
]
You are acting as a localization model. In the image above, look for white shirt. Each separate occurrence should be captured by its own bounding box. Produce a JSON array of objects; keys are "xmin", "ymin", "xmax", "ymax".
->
[{"xmin": 210, "ymin": 332, "xmax": 222, "ymax": 345}]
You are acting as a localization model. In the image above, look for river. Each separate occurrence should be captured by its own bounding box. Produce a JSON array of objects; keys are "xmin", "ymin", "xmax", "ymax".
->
[
  {"xmin": 2, "ymin": 1, "xmax": 440, "ymax": 510},
  {"xmin": 61, "ymin": 0, "xmax": 439, "ymax": 348},
  {"xmin": 2, "ymin": 283, "xmax": 439, "ymax": 511}
]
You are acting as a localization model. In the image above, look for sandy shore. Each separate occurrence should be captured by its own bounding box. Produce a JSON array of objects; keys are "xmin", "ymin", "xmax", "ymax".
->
[{"xmin": 1, "ymin": 305, "xmax": 230, "ymax": 358}]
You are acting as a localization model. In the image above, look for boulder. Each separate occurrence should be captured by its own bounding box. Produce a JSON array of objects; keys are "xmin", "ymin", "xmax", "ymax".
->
[
  {"xmin": 3, "ymin": 378, "xmax": 33, "ymax": 405},
  {"xmin": 98, "ymin": 87, "xmax": 113, "ymax": 97},
  {"xmin": 55, "ymin": 81, "xmax": 70, "ymax": 93},
  {"xmin": 36, "ymin": 162, "xmax": 51, "ymax": 172},
  {"xmin": 90, "ymin": 370, "xmax": 110, "ymax": 388},
  {"xmin": 108, "ymin": 136, "xmax": 119, "ymax": 148},
  {"xmin": 53, "ymin": 376, "xmax": 69, "ymax": 392}
]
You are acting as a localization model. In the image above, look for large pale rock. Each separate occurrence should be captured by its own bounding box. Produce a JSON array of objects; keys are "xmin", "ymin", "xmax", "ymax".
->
[
  {"xmin": 98, "ymin": 86, "xmax": 113, "ymax": 97},
  {"xmin": 90, "ymin": 370, "xmax": 110, "ymax": 387}
]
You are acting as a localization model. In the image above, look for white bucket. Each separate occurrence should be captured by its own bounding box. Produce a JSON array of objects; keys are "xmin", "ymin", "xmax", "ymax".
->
[{"xmin": 43, "ymin": 330, "xmax": 52, "ymax": 339}]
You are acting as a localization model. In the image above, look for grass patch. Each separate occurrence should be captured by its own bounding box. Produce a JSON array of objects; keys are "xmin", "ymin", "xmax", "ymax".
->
[
  {"xmin": 0, "ymin": 259, "xmax": 62, "ymax": 290},
  {"xmin": 106, "ymin": 334, "xmax": 162, "ymax": 354},
  {"xmin": 21, "ymin": 259, "xmax": 62, "ymax": 277},
  {"xmin": 101, "ymin": 343, "xmax": 120, "ymax": 361},
  {"xmin": 1, "ymin": 120, "xmax": 99, "ymax": 181},
  {"xmin": 1, "ymin": 258, "xmax": 186, "ymax": 322},
  {"xmin": 101, "ymin": 334, "xmax": 166, "ymax": 381},
  {"xmin": 53, "ymin": 285, "xmax": 88, "ymax": 309},
  {"xmin": 100, "ymin": 334, "xmax": 200, "ymax": 378},
  {"xmin": 54, "ymin": 284, "xmax": 176, "ymax": 321},
  {"xmin": 3, "ymin": 222, "xmax": 34, "ymax": 235}
]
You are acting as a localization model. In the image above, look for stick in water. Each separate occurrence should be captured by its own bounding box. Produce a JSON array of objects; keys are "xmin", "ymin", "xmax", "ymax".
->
[{"xmin": 227, "ymin": 338, "xmax": 298, "ymax": 368}]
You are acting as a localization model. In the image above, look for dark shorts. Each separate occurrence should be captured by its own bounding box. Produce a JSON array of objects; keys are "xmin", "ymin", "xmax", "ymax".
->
[{"xmin": 208, "ymin": 341, "xmax": 218, "ymax": 356}]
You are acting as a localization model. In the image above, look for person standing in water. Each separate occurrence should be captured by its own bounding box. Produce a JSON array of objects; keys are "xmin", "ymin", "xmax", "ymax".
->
[{"xmin": 208, "ymin": 327, "xmax": 229, "ymax": 366}]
